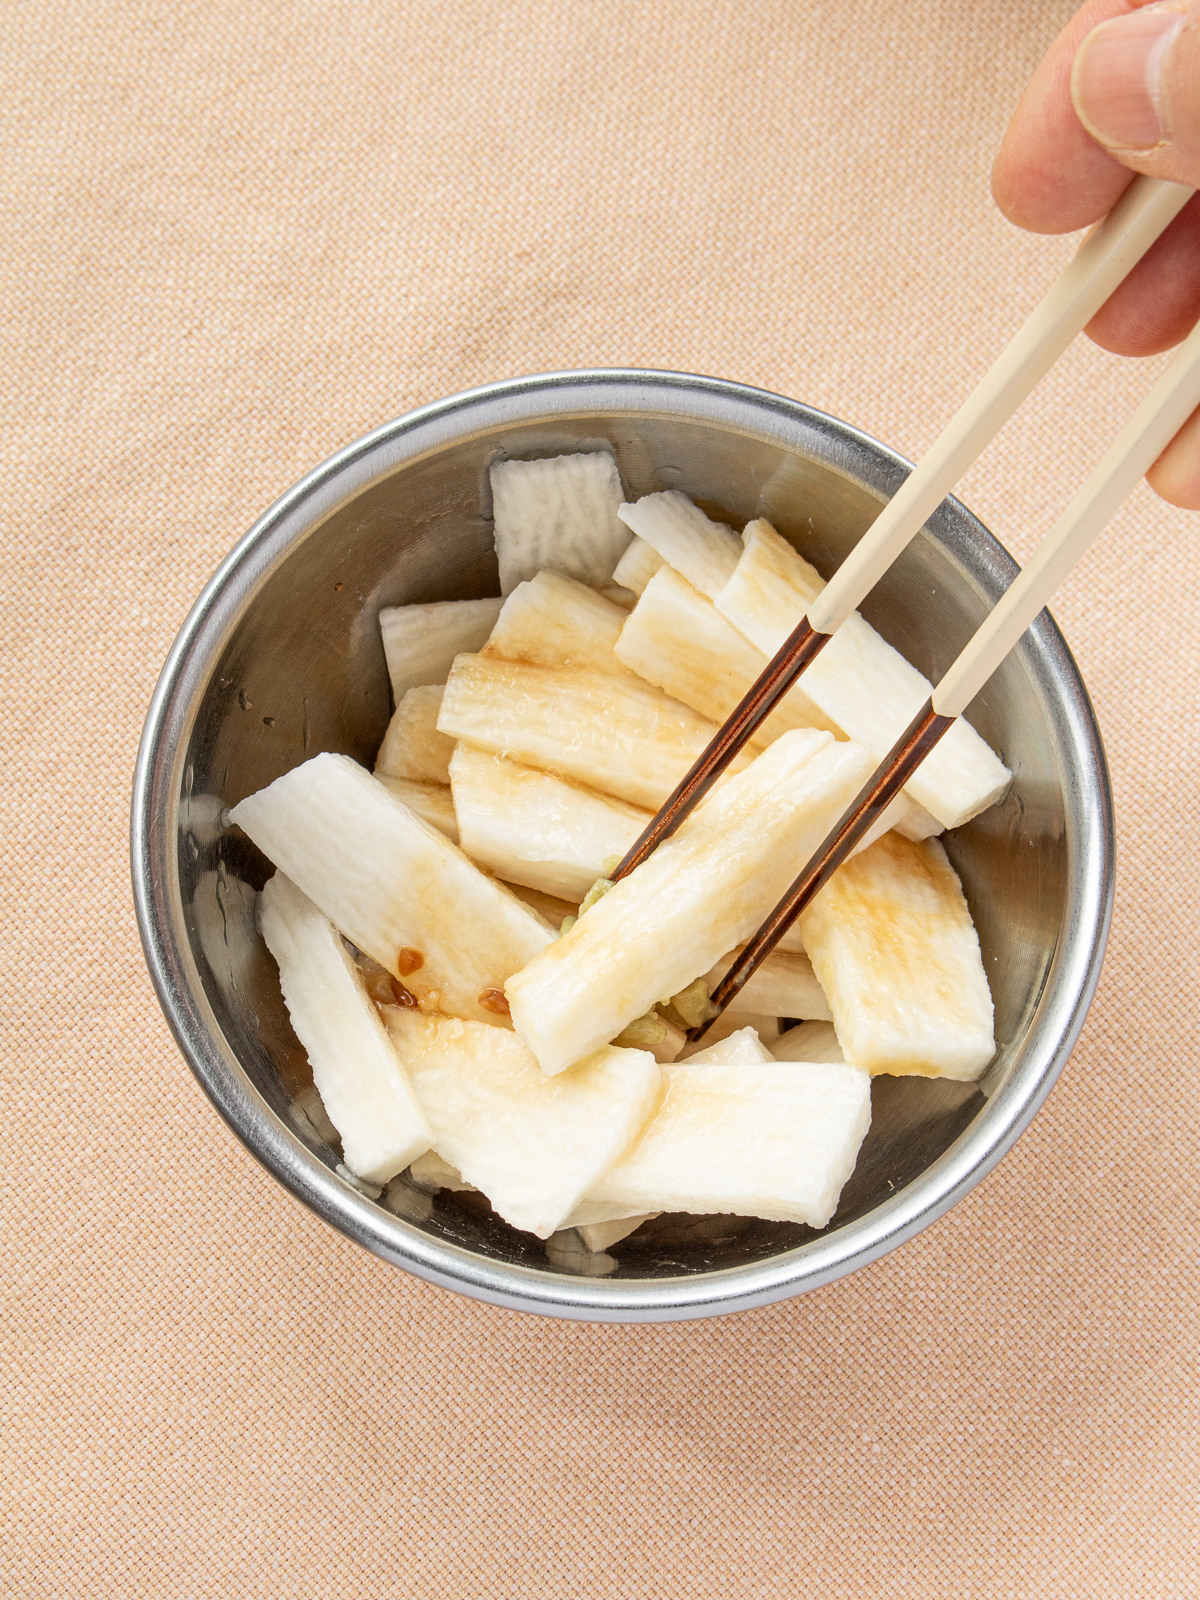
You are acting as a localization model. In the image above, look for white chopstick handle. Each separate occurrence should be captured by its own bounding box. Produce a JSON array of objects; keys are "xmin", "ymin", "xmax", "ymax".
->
[
  {"xmin": 933, "ymin": 318, "xmax": 1200, "ymax": 719},
  {"xmin": 808, "ymin": 175, "xmax": 1195, "ymax": 637}
]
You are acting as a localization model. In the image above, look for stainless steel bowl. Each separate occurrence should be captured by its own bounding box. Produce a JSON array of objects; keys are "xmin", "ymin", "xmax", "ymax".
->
[{"xmin": 132, "ymin": 369, "xmax": 1113, "ymax": 1322}]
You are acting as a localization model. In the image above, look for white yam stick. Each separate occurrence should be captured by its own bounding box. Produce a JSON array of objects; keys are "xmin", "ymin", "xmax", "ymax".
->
[
  {"xmin": 229, "ymin": 753, "xmax": 554, "ymax": 1025},
  {"xmin": 617, "ymin": 491, "xmax": 743, "ymax": 599},
  {"xmin": 772, "ymin": 1021, "xmax": 845, "ymax": 1063},
  {"xmin": 385, "ymin": 1010, "xmax": 660, "ymax": 1239},
  {"xmin": 450, "ymin": 745, "xmax": 651, "ymax": 902},
  {"xmin": 407, "ymin": 1150, "xmax": 478, "ymax": 1192},
  {"xmin": 583, "ymin": 1051, "xmax": 872, "ymax": 1229},
  {"xmin": 575, "ymin": 1215, "xmax": 658, "ymax": 1252},
  {"xmin": 438, "ymin": 653, "xmax": 747, "ymax": 812},
  {"xmin": 375, "ymin": 685, "xmax": 456, "ymax": 785},
  {"xmin": 483, "ymin": 569, "xmax": 641, "ymax": 681},
  {"xmin": 506, "ymin": 729, "xmax": 874, "ymax": 1074},
  {"xmin": 379, "ymin": 598, "xmax": 503, "ymax": 704},
  {"xmin": 490, "ymin": 451, "xmax": 631, "ymax": 596},
  {"xmin": 259, "ymin": 873, "xmax": 432, "ymax": 1183},
  {"xmin": 799, "ymin": 832, "xmax": 995, "ymax": 1079},
  {"xmin": 611, "ymin": 536, "xmax": 664, "ymax": 597}
]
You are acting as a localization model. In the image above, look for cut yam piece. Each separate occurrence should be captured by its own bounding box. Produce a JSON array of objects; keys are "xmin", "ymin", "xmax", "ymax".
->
[
  {"xmin": 450, "ymin": 745, "xmax": 651, "ymax": 902},
  {"xmin": 506, "ymin": 728, "xmax": 875, "ymax": 1074},
  {"xmin": 259, "ymin": 873, "xmax": 432, "ymax": 1183},
  {"xmin": 490, "ymin": 452, "xmax": 630, "ymax": 596},
  {"xmin": 484, "ymin": 571, "xmax": 640, "ymax": 680},
  {"xmin": 375, "ymin": 685, "xmax": 456, "ymax": 785},
  {"xmin": 379, "ymin": 598, "xmax": 503, "ymax": 705},
  {"xmin": 374, "ymin": 776, "xmax": 458, "ymax": 843},
  {"xmin": 438, "ymin": 653, "xmax": 746, "ymax": 812},
  {"xmin": 799, "ymin": 832, "xmax": 995, "ymax": 1080},
  {"xmin": 706, "ymin": 949, "xmax": 832, "ymax": 1022},
  {"xmin": 229, "ymin": 753, "xmax": 555, "ymax": 1025},
  {"xmin": 598, "ymin": 584, "xmax": 637, "ymax": 610},
  {"xmin": 385, "ymin": 1010, "xmax": 660, "ymax": 1238},
  {"xmin": 617, "ymin": 491, "xmax": 742, "ymax": 599},
  {"xmin": 615, "ymin": 565, "xmax": 940, "ymax": 845},
  {"xmin": 576, "ymin": 1215, "xmax": 658, "ymax": 1251},
  {"xmin": 583, "ymin": 1052, "xmax": 873, "ymax": 1229},
  {"xmin": 715, "ymin": 519, "xmax": 1011, "ymax": 830},
  {"xmin": 773, "ymin": 1021, "xmax": 846, "ymax": 1064},
  {"xmin": 612, "ymin": 536, "xmax": 664, "ymax": 597}
]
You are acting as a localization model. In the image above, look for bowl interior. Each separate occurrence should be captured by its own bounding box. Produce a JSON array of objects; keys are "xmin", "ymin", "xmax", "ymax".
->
[{"xmin": 170, "ymin": 392, "xmax": 1098, "ymax": 1287}]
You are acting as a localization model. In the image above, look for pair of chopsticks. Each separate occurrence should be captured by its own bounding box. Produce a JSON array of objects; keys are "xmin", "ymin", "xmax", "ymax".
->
[{"xmin": 609, "ymin": 173, "xmax": 1198, "ymax": 1043}]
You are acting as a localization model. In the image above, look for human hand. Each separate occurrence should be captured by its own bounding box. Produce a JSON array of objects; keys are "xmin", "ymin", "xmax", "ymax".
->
[{"xmin": 993, "ymin": 2, "xmax": 1200, "ymax": 506}]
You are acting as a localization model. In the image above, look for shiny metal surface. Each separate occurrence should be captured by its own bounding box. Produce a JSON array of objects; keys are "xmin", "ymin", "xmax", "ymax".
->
[{"xmin": 131, "ymin": 369, "xmax": 1114, "ymax": 1322}]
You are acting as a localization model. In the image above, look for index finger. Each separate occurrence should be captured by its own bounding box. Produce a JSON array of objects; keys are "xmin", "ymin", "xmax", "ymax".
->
[{"xmin": 992, "ymin": 0, "xmax": 1152, "ymax": 232}]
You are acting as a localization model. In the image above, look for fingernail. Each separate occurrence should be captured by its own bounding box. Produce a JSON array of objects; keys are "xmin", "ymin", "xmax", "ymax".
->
[{"xmin": 1070, "ymin": 5, "xmax": 1184, "ymax": 149}]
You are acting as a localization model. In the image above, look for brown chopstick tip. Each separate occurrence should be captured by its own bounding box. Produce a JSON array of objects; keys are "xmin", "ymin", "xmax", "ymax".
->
[{"xmin": 613, "ymin": 617, "xmax": 835, "ymax": 882}]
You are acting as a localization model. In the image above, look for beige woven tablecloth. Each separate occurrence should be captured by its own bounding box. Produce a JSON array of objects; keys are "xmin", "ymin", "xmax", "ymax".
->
[{"xmin": 4, "ymin": 1, "xmax": 1198, "ymax": 1593}]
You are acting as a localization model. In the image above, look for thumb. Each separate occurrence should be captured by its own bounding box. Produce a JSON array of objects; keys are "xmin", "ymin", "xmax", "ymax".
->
[{"xmin": 1071, "ymin": 2, "xmax": 1200, "ymax": 183}]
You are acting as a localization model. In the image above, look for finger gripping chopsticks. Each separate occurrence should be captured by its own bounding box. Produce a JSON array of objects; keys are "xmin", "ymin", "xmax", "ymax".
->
[
  {"xmin": 611, "ymin": 175, "xmax": 1192, "ymax": 890},
  {"xmin": 690, "ymin": 239, "xmax": 1200, "ymax": 1041}
]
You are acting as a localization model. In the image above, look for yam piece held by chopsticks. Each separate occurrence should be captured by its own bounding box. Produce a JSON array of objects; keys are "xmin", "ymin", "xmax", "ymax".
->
[
  {"xmin": 505, "ymin": 728, "xmax": 875, "ymax": 1075},
  {"xmin": 715, "ymin": 518, "xmax": 1011, "ymax": 830}
]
